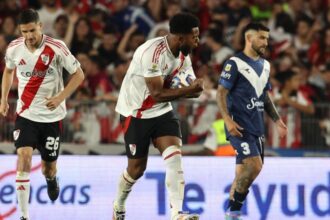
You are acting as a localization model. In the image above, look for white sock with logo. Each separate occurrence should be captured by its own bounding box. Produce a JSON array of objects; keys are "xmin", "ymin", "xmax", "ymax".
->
[
  {"xmin": 16, "ymin": 171, "xmax": 30, "ymax": 219},
  {"xmin": 114, "ymin": 169, "xmax": 136, "ymax": 211},
  {"xmin": 162, "ymin": 146, "xmax": 185, "ymax": 219}
]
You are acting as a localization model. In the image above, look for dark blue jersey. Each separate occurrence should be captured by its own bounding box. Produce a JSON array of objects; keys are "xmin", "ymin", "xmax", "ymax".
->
[{"xmin": 219, "ymin": 52, "xmax": 271, "ymax": 138}]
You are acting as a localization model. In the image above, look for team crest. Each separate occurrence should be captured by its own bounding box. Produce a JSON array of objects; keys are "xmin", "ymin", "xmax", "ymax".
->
[
  {"xmin": 224, "ymin": 64, "xmax": 232, "ymax": 71},
  {"xmin": 41, "ymin": 54, "xmax": 50, "ymax": 65},
  {"xmin": 13, "ymin": 129, "xmax": 20, "ymax": 141},
  {"xmin": 129, "ymin": 144, "xmax": 136, "ymax": 156}
]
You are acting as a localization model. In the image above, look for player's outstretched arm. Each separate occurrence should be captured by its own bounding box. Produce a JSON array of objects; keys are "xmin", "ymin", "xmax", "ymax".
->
[
  {"xmin": 46, "ymin": 67, "xmax": 85, "ymax": 111},
  {"xmin": 0, "ymin": 67, "xmax": 14, "ymax": 117},
  {"xmin": 216, "ymin": 85, "xmax": 243, "ymax": 137},
  {"xmin": 264, "ymin": 92, "xmax": 287, "ymax": 138},
  {"xmin": 145, "ymin": 76, "xmax": 203, "ymax": 102}
]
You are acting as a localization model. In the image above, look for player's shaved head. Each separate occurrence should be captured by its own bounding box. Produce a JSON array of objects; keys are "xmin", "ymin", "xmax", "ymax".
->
[
  {"xmin": 18, "ymin": 9, "xmax": 40, "ymax": 25},
  {"xmin": 243, "ymin": 22, "xmax": 269, "ymax": 39}
]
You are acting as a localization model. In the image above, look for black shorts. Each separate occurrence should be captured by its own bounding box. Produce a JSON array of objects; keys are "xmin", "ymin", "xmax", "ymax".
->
[
  {"xmin": 121, "ymin": 111, "xmax": 182, "ymax": 159},
  {"xmin": 14, "ymin": 115, "xmax": 61, "ymax": 162}
]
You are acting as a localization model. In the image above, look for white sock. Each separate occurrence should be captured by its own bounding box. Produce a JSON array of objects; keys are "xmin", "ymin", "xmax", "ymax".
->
[
  {"xmin": 114, "ymin": 169, "xmax": 136, "ymax": 211},
  {"xmin": 162, "ymin": 146, "xmax": 185, "ymax": 219},
  {"xmin": 16, "ymin": 171, "xmax": 30, "ymax": 219}
]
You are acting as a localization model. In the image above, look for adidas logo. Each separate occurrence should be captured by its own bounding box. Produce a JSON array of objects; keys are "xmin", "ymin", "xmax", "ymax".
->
[
  {"xmin": 19, "ymin": 59, "xmax": 26, "ymax": 65},
  {"xmin": 17, "ymin": 185, "xmax": 26, "ymax": 191},
  {"xmin": 49, "ymin": 151, "xmax": 57, "ymax": 157}
]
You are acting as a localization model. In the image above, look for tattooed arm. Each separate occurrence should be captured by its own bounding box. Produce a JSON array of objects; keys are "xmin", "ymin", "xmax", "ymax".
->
[
  {"xmin": 264, "ymin": 92, "xmax": 280, "ymax": 122},
  {"xmin": 264, "ymin": 91, "xmax": 287, "ymax": 138}
]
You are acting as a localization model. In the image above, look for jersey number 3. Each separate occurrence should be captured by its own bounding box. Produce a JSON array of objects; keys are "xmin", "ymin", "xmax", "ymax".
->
[{"xmin": 241, "ymin": 142, "xmax": 251, "ymax": 155}]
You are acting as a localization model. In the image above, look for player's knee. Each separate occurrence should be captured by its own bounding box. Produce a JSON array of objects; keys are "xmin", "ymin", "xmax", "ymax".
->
[
  {"xmin": 17, "ymin": 150, "xmax": 32, "ymax": 169},
  {"xmin": 127, "ymin": 163, "xmax": 146, "ymax": 179},
  {"xmin": 42, "ymin": 165, "xmax": 57, "ymax": 178}
]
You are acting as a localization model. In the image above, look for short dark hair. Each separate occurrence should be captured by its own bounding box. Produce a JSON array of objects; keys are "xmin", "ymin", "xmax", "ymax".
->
[
  {"xmin": 242, "ymin": 22, "xmax": 269, "ymax": 36},
  {"xmin": 18, "ymin": 9, "xmax": 40, "ymax": 25},
  {"xmin": 169, "ymin": 12, "xmax": 199, "ymax": 34}
]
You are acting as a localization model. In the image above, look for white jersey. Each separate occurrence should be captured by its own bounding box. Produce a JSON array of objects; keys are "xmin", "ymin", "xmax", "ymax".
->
[
  {"xmin": 116, "ymin": 36, "xmax": 196, "ymax": 118},
  {"xmin": 5, "ymin": 35, "xmax": 80, "ymax": 123}
]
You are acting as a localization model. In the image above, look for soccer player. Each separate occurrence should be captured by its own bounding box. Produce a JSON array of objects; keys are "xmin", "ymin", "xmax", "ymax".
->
[
  {"xmin": 113, "ymin": 13, "xmax": 203, "ymax": 220},
  {"xmin": 216, "ymin": 23, "xmax": 287, "ymax": 220},
  {"xmin": 0, "ymin": 9, "xmax": 84, "ymax": 220}
]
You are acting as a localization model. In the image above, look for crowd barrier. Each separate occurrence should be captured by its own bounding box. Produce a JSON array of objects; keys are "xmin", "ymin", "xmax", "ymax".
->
[{"xmin": 1, "ymin": 100, "xmax": 330, "ymax": 151}]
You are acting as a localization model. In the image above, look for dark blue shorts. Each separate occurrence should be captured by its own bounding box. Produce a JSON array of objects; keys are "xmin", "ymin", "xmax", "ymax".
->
[{"xmin": 228, "ymin": 134, "xmax": 265, "ymax": 164}]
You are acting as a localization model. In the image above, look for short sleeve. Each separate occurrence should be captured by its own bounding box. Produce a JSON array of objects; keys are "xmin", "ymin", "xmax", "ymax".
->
[
  {"xmin": 4, "ymin": 50, "xmax": 16, "ymax": 69},
  {"xmin": 141, "ymin": 47, "xmax": 163, "ymax": 78},
  {"xmin": 218, "ymin": 59, "xmax": 238, "ymax": 90},
  {"xmin": 58, "ymin": 40, "xmax": 80, "ymax": 74},
  {"xmin": 264, "ymin": 80, "xmax": 272, "ymax": 91}
]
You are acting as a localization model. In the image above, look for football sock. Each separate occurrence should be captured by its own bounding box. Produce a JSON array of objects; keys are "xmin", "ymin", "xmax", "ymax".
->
[
  {"xmin": 114, "ymin": 169, "xmax": 136, "ymax": 211},
  {"xmin": 162, "ymin": 145, "xmax": 185, "ymax": 219},
  {"xmin": 228, "ymin": 190, "xmax": 249, "ymax": 211},
  {"xmin": 16, "ymin": 171, "xmax": 30, "ymax": 219}
]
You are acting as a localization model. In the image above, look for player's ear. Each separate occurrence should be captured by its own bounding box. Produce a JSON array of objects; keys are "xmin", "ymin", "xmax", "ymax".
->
[
  {"xmin": 178, "ymin": 34, "xmax": 185, "ymax": 45},
  {"xmin": 38, "ymin": 22, "xmax": 43, "ymax": 30}
]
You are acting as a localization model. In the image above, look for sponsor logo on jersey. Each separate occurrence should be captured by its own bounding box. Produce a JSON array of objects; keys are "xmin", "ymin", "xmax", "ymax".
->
[
  {"xmin": 129, "ymin": 144, "xmax": 137, "ymax": 156},
  {"xmin": 20, "ymin": 68, "xmax": 54, "ymax": 78},
  {"xmin": 13, "ymin": 129, "xmax": 20, "ymax": 141},
  {"xmin": 247, "ymin": 97, "xmax": 264, "ymax": 111},
  {"xmin": 221, "ymin": 71, "xmax": 231, "ymax": 79}
]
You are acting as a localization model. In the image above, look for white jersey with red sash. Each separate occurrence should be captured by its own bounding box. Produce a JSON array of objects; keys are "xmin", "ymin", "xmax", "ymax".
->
[
  {"xmin": 5, "ymin": 35, "xmax": 80, "ymax": 122},
  {"xmin": 116, "ymin": 36, "xmax": 196, "ymax": 119}
]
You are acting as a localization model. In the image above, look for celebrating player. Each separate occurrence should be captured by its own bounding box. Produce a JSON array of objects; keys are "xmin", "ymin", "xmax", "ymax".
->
[
  {"xmin": 216, "ymin": 23, "xmax": 287, "ymax": 220},
  {"xmin": 113, "ymin": 13, "xmax": 203, "ymax": 220},
  {"xmin": 0, "ymin": 9, "xmax": 84, "ymax": 220}
]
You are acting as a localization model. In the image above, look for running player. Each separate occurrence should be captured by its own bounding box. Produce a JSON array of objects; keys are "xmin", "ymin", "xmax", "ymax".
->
[
  {"xmin": 216, "ymin": 23, "xmax": 287, "ymax": 220},
  {"xmin": 0, "ymin": 9, "xmax": 84, "ymax": 220},
  {"xmin": 113, "ymin": 13, "xmax": 203, "ymax": 220}
]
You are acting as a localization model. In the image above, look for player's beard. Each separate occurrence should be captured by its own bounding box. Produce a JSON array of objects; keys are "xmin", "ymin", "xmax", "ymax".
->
[
  {"xmin": 252, "ymin": 43, "xmax": 266, "ymax": 56},
  {"xmin": 180, "ymin": 44, "xmax": 192, "ymax": 56}
]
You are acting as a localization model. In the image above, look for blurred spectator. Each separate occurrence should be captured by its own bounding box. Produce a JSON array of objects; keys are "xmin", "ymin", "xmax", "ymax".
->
[
  {"xmin": 97, "ymin": 27, "xmax": 119, "ymax": 66},
  {"xmin": 1, "ymin": 16, "xmax": 18, "ymax": 43},
  {"xmin": 203, "ymin": 23, "xmax": 234, "ymax": 66},
  {"xmin": 268, "ymin": 70, "xmax": 315, "ymax": 148},
  {"xmin": 292, "ymin": 16, "xmax": 320, "ymax": 64},
  {"xmin": 109, "ymin": 0, "xmax": 156, "ymax": 36},
  {"xmin": 89, "ymin": 8, "xmax": 107, "ymax": 38},
  {"xmin": 53, "ymin": 14, "xmax": 69, "ymax": 40},
  {"xmin": 183, "ymin": 119, "xmax": 235, "ymax": 156},
  {"xmin": 188, "ymin": 66, "xmax": 218, "ymax": 143},
  {"xmin": 308, "ymin": 25, "xmax": 330, "ymax": 69},
  {"xmin": 142, "ymin": 0, "xmax": 167, "ymax": 23},
  {"xmin": 37, "ymin": 0, "xmax": 64, "ymax": 36},
  {"xmin": 117, "ymin": 24, "xmax": 146, "ymax": 61},
  {"xmin": 77, "ymin": 53, "xmax": 113, "ymax": 98},
  {"xmin": 250, "ymin": 0, "xmax": 272, "ymax": 21},
  {"xmin": 70, "ymin": 17, "xmax": 96, "ymax": 55},
  {"xmin": 69, "ymin": 88, "xmax": 101, "ymax": 144},
  {"xmin": 148, "ymin": 0, "xmax": 181, "ymax": 39}
]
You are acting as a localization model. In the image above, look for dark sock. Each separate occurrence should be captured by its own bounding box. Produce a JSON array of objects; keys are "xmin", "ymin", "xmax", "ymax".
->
[
  {"xmin": 228, "ymin": 190, "xmax": 249, "ymax": 211},
  {"xmin": 46, "ymin": 176, "xmax": 56, "ymax": 182}
]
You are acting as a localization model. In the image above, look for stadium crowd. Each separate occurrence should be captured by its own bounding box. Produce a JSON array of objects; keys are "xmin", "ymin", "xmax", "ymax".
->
[{"xmin": 0, "ymin": 0, "xmax": 330, "ymax": 151}]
